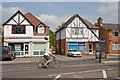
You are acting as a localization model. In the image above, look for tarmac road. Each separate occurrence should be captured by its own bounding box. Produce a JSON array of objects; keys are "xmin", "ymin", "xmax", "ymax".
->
[{"xmin": 1, "ymin": 54, "xmax": 119, "ymax": 79}]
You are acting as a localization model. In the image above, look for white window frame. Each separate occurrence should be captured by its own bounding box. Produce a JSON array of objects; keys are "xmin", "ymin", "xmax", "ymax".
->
[
  {"xmin": 112, "ymin": 30, "xmax": 120, "ymax": 37},
  {"xmin": 37, "ymin": 24, "xmax": 45, "ymax": 34},
  {"xmin": 112, "ymin": 43, "xmax": 120, "ymax": 50}
]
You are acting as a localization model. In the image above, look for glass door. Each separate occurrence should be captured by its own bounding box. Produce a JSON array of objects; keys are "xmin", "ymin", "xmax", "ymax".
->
[
  {"xmin": 89, "ymin": 43, "xmax": 93, "ymax": 54},
  {"xmin": 24, "ymin": 43, "xmax": 29, "ymax": 56}
]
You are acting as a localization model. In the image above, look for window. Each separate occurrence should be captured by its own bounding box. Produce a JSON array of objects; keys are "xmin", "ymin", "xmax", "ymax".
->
[
  {"xmin": 75, "ymin": 28, "xmax": 79, "ymax": 35},
  {"xmin": 79, "ymin": 28, "xmax": 83, "ymax": 35},
  {"xmin": 71, "ymin": 28, "xmax": 79, "ymax": 35},
  {"xmin": 68, "ymin": 42, "xmax": 86, "ymax": 52},
  {"xmin": 12, "ymin": 25, "xmax": 26, "ymax": 34},
  {"xmin": 37, "ymin": 24, "xmax": 45, "ymax": 34},
  {"xmin": 112, "ymin": 30, "xmax": 120, "ymax": 37},
  {"xmin": 71, "ymin": 28, "xmax": 75, "ymax": 35},
  {"xmin": 15, "ymin": 44, "xmax": 21, "ymax": 51},
  {"xmin": 112, "ymin": 43, "xmax": 120, "ymax": 50}
]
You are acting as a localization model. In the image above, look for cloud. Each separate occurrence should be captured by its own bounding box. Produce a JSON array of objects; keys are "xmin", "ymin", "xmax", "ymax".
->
[
  {"xmin": 37, "ymin": 14, "xmax": 68, "ymax": 31},
  {"xmin": 1, "ymin": 6, "xmax": 22, "ymax": 22},
  {"xmin": 2, "ymin": 7, "xmax": 20, "ymax": 15},
  {"xmin": 97, "ymin": 3, "xmax": 118, "ymax": 23}
]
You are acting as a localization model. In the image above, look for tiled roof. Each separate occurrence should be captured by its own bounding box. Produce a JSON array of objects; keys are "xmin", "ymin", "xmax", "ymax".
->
[
  {"xmin": 25, "ymin": 12, "xmax": 48, "ymax": 28},
  {"xmin": 102, "ymin": 23, "xmax": 120, "ymax": 30},
  {"xmin": 55, "ymin": 14, "xmax": 98, "ymax": 33},
  {"xmin": 25, "ymin": 12, "xmax": 42, "ymax": 27}
]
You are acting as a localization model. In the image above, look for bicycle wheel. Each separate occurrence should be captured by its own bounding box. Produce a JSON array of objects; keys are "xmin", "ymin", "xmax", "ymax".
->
[
  {"xmin": 38, "ymin": 58, "xmax": 46, "ymax": 68},
  {"xmin": 52, "ymin": 58, "xmax": 61, "ymax": 69}
]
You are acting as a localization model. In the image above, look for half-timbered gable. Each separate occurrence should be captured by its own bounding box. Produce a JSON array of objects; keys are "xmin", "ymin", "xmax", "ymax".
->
[{"xmin": 3, "ymin": 10, "xmax": 34, "ymax": 37}]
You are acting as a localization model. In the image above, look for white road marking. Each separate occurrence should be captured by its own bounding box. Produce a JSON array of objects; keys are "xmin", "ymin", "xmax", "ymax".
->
[
  {"xmin": 102, "ymin": 70, "xmax": 107, "ymax": 78},
  {"xmin": 49, "ymin": 68, "xmax": 114, "ymax": 77},
  {"xmin": 53, "ymin": 75, "xmax": 61, "ymax": 80}
]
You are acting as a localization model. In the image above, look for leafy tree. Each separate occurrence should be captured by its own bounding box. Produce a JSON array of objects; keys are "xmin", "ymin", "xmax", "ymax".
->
[{"xmin": 49, "ymin": 29, "xmax": 56, "ymax": 48}]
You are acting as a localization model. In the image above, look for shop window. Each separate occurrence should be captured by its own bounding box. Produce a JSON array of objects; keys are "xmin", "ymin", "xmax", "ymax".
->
[{"xmin": 68, "ymin": 42, "xmax": 86, "ymax": 52}]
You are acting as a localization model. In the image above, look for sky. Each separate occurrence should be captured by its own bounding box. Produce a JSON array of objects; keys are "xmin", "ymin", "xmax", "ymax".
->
[{"xmin": 1, "ymin": 1, "xmax": 118, "ymax": 31}]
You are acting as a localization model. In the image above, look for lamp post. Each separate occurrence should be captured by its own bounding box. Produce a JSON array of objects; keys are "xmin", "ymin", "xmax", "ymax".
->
[{"xmin": 99, "ymin": 41, "xmax": 102, "ymax": 63}]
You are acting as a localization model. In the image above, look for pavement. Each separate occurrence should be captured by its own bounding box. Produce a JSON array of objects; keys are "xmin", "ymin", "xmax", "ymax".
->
[{"xmin": 1, "ymin": 54, "xmax": 119, "ymax": 64}]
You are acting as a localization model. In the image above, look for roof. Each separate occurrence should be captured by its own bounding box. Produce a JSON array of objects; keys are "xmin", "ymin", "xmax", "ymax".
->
[
  {"xmin": 25, "ymin": 12, "xmax": 49, "ymax": 28},
  {"xmin": 102, "ymin": 23, "xmax": 120, "ymax": 30},
  {"xmin": 55, "ymin": 14, "xmax": 99, "ymax": 33}
]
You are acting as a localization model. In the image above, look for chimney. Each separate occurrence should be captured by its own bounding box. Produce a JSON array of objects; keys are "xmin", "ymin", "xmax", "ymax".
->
[{"xmin": 97, "ymin": 17, "xmax": 103, "ymax": 27}]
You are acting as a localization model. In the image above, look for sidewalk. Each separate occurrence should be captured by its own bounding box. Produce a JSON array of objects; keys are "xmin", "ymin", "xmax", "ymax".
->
[
  {"xmin": 1, "ymin": 54, "xmax": 119, "ymax": 64},
  {"xmin": 102, "ymin": 54, "xmax": 119, "ymax": 64}
]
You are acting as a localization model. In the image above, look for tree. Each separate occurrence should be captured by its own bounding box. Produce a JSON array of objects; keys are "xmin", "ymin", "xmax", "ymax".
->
[{"xmin": 49, "ymin": 29, "xmax": 56, "ymax": 48}]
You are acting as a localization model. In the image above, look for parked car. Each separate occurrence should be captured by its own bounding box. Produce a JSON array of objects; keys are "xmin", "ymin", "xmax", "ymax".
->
[
  {"xmin": 68, "ymin": 50, "xmax": 82, "ymax": 57},
  {"xmin": 2, "ymin": 46, "xmax": 16, "ymax": 60}
]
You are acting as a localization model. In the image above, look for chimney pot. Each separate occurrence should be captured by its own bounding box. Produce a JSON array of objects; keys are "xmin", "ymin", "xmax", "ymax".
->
[{"xmin": 97, "ymin": 17, "xmax": 103, "ymax": 27}]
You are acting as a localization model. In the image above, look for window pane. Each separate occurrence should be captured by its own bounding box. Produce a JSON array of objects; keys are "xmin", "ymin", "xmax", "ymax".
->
[
  {"xmin": 12, "ymin": 25, "xmax": 26, "ymax": 34},
  {"xmin": 119, "ymin": 44, "xmax": 120, "ymax": 50},
  {"xmin": 75, "ymin": 28, "xmax": 79, "ymax": 35},
  {"xmin": 79, "ymin": 28, "xmax": 83, "ymax": 35},
  {"xmin": 115, "ymin": 32, "xmax": 118, "ymax": 36},
  {"xmin": 112, "ymin": 43, "xmax": 115, "ymax": 50},
  {"xmin": 38, "ymin": 26, "xmax": 44, "ymax": 33},
  {"xmin": 71, "ymin": 28, "xmax": 75, "ymax": 35}
]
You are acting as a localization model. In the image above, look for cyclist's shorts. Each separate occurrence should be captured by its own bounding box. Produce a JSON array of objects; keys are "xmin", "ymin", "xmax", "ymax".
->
[{"xmin": 44, "ymin": 55, "xmax": 50, "ymax": 61}]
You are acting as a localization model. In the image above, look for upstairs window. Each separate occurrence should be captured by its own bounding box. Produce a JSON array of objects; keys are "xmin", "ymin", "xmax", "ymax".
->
[
  {"xmin": 12, "ymin": 25, "xmax": 26, "ymax": 34},
  {"xmin": 37, "ymin": 24, "xmax": 45, "ymax": 34},
  {"xmin": 71, "ymin": 28, "xmax": 83, "ymax": 36},
  {"xmin": 112, "ymin": 30, "xmax": 120, "ymax": 37},
  {"xmin": 79, "ymin": 28, "xmax": 83, "ymax": 35}
]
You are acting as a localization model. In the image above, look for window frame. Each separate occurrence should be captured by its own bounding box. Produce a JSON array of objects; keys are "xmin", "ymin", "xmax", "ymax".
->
[
  {"xmin": 12, "ymin": 25, "xmax": 26, "ymax": 34},
  {"xmin": 112, "ymin": 43, "xmax": 120, "ymax": 50},
  {"xmin": 37, "ymin": 24, "xmax": 45, "ymax": 34},
  {"xmin": 112, "ymin": 30, "xmax": 120, "ymax": 37}
]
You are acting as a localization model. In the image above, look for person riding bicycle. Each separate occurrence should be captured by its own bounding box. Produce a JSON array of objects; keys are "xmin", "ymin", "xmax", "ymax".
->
[{"xmin": 43, "ymin": 48, "xmax": 57, "ymax": 67}]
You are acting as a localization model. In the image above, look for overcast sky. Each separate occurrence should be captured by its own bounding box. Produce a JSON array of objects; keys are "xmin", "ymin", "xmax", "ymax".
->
[{"xmin": 1, "ymin": 1, "xmax": 118, "ymax": 31}]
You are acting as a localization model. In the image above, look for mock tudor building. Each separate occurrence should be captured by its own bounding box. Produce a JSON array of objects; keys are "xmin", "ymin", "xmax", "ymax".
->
[
  {"xmin": 3, "ymin": 10, "xmax": 49, "ymax": 57},
  {"xmin": 97, "ymin": 17, "xmax": 120, "ymax": 54},
  {"xmin": 55, "ymin": 14, "xmax": 99, "ymax": 55}
]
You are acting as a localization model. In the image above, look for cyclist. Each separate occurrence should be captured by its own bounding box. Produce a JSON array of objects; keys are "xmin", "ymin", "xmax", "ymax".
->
[{"xmin": 43, "ymin": 48, "xmax": 57, "ymax": 67}]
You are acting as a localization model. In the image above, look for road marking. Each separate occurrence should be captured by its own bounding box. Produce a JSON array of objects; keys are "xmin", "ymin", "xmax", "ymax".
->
[
  {"xmin": 102, "ymin": 70, "xmax": 107, "ymax": 78},
  {"xmin": 49, "ymin": 68, "xmax": 114, "ymax": 77},
  {"xmin": 53, "ymin": 75, "xmax": 61, "ymax": 80},
  {"xmin": 73, "ymin": 74, "xmax": 83, "ymax": 78}
]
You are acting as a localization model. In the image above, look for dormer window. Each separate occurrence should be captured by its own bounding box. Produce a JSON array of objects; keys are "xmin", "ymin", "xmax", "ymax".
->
[{"xmin": 37, "ymin": 24, "xmax": 45, "ymax": 34}]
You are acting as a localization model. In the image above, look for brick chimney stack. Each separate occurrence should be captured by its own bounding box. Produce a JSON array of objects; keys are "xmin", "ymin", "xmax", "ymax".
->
[{"xmin": 97, "ymin": 17, "xmax": 103, "ymax": 27}]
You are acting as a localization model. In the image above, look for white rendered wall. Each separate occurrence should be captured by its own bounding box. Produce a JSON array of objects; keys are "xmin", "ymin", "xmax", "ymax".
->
[
  {"xmin": 4, "ymin": 25, "xmax": 34, "ymax": 37},
  {"xmin": 61, "ymin": 28, "xmax": 66, "ymax": 39}
]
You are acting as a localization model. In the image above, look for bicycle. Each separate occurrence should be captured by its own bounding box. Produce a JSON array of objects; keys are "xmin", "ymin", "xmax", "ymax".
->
[{"xmin": 38, "ymin": 56, "xmax": 61, "ymax": 69}]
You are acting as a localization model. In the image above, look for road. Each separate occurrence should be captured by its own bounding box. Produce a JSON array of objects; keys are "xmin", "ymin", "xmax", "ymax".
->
[{"xmin": 2, "ymin": 59, "xmax": 119, "ymax": 79}]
